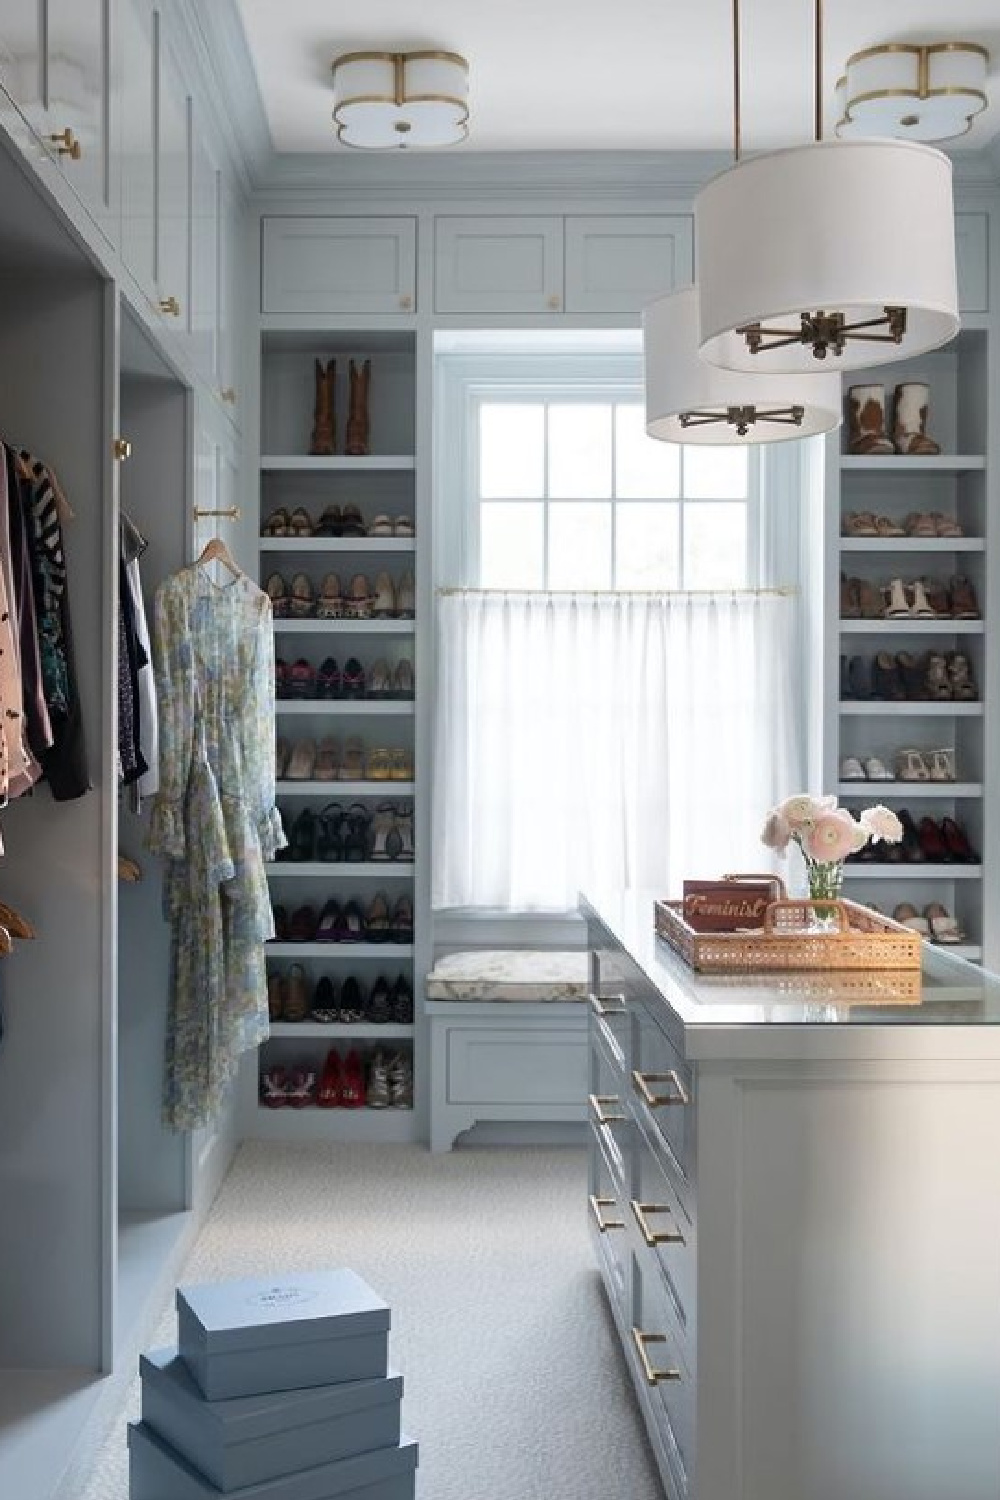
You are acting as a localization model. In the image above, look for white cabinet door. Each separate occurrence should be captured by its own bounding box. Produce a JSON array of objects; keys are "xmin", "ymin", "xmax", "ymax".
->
[
  {"xmin": 261, "ymin": 217, "xmax": 417, "ymax": 314},
  {"xmin": 119, "ymin": 0, "xmax": 156, "ymax": 301},
  {"xmin": 434, "ymin": 216, "xmax": 564, "ymax": 313},
  {"xmin": 217, "ymin": 175, "xmax": 241, "ymax": 418},
  {"xmin": 564, "ymin": 215, "xmax": 693, "ymax": 314},
  {"xmin": 955, "ymin": 212, "xmax": 988, "ymax": 314},
  {"xmin": 47, "ymin": 0, "xmax": 113, "ymax": 239},
  {"xmin": 189, "ymin": 98, "xmax": 219, "ymax": 386},
  {"xmin": 0, "ymin": 1, "xmax": 44, "ymax": 132},
  {"xmin": 156, "ymin": 26, "xmax": 190, "ymax": 333}
]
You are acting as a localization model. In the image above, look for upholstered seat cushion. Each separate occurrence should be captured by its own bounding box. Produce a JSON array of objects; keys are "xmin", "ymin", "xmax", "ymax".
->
[{"xmin": 425, "ymin": 950, "xmax": 588, "ymax": 1002}]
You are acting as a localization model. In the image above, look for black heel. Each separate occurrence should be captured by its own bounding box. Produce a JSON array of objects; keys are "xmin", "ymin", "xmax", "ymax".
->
[{"xmin": 316, "ymin": 803, "xmax": 344, "ymax": 863}]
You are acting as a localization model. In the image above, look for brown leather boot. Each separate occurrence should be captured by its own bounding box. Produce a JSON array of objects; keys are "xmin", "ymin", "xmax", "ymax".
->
[
  {"xmin": 345, "ymin": 358, "xmax": 371, "ymax": 455},
  {"xmin": 310, "ymin": 358, "xmax": 336, "ymax": 455},
  {"xmin": 847, "ymin": 385, "xmax": 894, "ymax": 455}
]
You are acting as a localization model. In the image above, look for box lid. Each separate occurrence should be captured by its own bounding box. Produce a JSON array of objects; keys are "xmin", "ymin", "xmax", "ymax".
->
[
  {"xmin": 176, "ymin": 1269, "xmax": 390, "ymax": 1354},
  {"xmin": 128, "ymin": 1422, "xmax": 417, "ymax": 1499},
  {"xmin": 141, "ymin": 1347, "xmax": 403, "ymax": 1444}
]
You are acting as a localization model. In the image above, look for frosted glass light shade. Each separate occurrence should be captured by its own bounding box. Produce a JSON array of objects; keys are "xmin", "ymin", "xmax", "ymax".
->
[
  {"xmin": 696, "ymin": 140, "xmax": 960, "ymax": 374},
  {"xmin": 332, "ymin": 51, "xmax": 469, "ymax": 150},
  {"xmin": 836, "ymin": 42, "xmax": 988, "ymax": 143},
  {"xmin": 643, "ymin": 288, "xmax": 841, "ymax": 445}
]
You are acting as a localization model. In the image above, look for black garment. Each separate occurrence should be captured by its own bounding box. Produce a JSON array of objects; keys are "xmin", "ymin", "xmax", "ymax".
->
[
  {"xmin": 118, "ymin": 554, "xmax": 147, "ymax": 787},
  {"xmin": 6, "ymin": 453, "xmax": 51, "ymax": 760}
]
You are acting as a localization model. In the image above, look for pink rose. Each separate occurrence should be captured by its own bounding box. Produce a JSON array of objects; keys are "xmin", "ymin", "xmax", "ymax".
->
[
  {"xmin": 760, "ymin": 811, "xmax": 792, "ymax": 853},
  {"xmin": 803, "ymin": 811, "xmax": 859, "ymax": 864}
]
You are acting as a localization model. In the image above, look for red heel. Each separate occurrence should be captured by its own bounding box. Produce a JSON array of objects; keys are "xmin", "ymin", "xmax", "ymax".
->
[
  {"xmin": 341, "ymin": 1050, "xmax": 365, "ymax": 1107},
  {"xmin": 917, "ymin": 817, "xmax": 949, "ymax": 862},
  {"xmin": 317, "ymin": 1049, "xmax": 342, "ymax": 1108},
  {"xmin": 940, "ymin": 816, "xmax": 979, "ymax": 863}
]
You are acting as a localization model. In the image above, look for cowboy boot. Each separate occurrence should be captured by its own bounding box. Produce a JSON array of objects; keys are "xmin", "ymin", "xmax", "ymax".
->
[
  {"xmin": 847, "ymin": 385, "xmax": 894, "ymax": 455},
  {"xmin": 345, "ymin": 358, "xmax": 371, "ymax": 456},
  {"xmin": 310, "ymin": 358, "xmax": 336, "ymax": 455},
  {"xmin": 893, "ymin": 383, "xmax": 940, "ymax": 456}
]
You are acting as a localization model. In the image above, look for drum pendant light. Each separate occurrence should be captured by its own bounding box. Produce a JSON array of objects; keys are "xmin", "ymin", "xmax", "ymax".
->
[
  {"xmin": 643, "ymin": 0, "xmax": 840, "ymax": 444},
  {"xmin": 695, "ymin": 0, "xmax": 960, "ymax": 374}
]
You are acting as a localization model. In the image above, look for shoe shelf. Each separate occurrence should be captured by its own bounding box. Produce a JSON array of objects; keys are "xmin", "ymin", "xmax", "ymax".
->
[
  {"xmin": 245, "ymin": 1107, "xmax": 416, "ymax": 1143},
  {"xmin": 839, "ymin": 455, "xmax": 986, "ymax": 472},
  {"xmin": 276, "ymin": 701, "xmax": 415, "ymax": 716},
  {"xmin": 273, "ymin": 620, "xmax": 415, "ymax": 635},
  {"xmin": 843, "ymin": 866, "xmax": 983, "ymax": 880},
  {"xmin": 267, "ymin": 863, "xmax": 415, "ymax": 878},
  {"xmin": 261, "ymin": 538, "xmax": 416, "ymax": 553},
  {"xmin": 944, "ymin": 945, "xmax": 983, "ymax": 962},
  {"xmin": 840, "ymin": 538, "xmax": 985, "ymax": 553},
  {"xmin": 839, "ymin": 702, "xmax": 983, "ymax": 716},
  {"xmin": 266, "ymin": 942, "xmax": 415, "ymax": 958},
  {"xmin": 260, "ymin": 455, "xmax": 416, "ymax": 472},
  {"xmin": 837, "ymin": 783, "xmax": 983, "ymax": 799},
  {"xmin": 839, "ymin": 620, "xmax": 984, "ymax": 635},
  {"xmin": 277, "ymin": 780, "xmax": 415, "ymax": 796},
  {"xmin": 268, "ymin": 1022, "xmax": 415, "ymax": 1040}
]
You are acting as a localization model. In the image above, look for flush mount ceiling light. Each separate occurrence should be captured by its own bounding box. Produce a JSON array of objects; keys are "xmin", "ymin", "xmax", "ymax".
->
[
  {"xmin": 643, "ymin": 0, "xmax": 840, "ymax": 445},
  {"xmin": 695, "ymin": 0, "xmax": 960, "ymax": 374},
  {"xmin": 331, "ymin": 50, "xmax": 469, "ymax": 149},
  {"xmin": 836, "ymin": 42, "xmax": 989, "ymax": 143}
]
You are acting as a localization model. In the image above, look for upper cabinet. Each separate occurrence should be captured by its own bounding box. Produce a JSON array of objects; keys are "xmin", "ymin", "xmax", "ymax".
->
[
  {"xmin": 217, "ymin": 176, "xmax": 241, "ymax": 415},
  {"xmin": 956, "ymin": 212, "xmax": 989, "ymax": 315},
  {"xmin": 564, "ymin": 216, "xmax": 693, "ymax": 313},
  {"xmin": 261, "ymin": 217, "xmax": 417, "ymax": 315},
  {"xmin": 156, "ymin": 21, "xmax": 191, "ymax": 335},
  {"xmin": 189, "ymin": 96, "xmax": 220, "ymax": 387},
  {"xmin": 119, "ymin": 0, "xmax": 157, "ymax": 302}
]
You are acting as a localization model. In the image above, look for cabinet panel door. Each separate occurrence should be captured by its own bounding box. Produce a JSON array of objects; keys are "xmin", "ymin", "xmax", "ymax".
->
[
  {"xmin": 156, "ymin": 27, "xmax": 190, "ymax": 331},
  {"xmin": 217, "ymin": 175, "xmax": 240, "ymax": 415},
  {"xmin": 119, "ymin": 0, "xmax": 156, "ymax": 299},
  {"xmin": 261, "ymin": 217, "xmax": 417, "ymax": 314},
  {"xmin": 955, "ymin": 212, "xmax": 988, "ymax": 314},
  {"xmin": 47, "ymin": 0, "xmax": 113, "ymax": 238},
  {"xmin": 0, "ymin": 1, "xmax": 44, "ymax": 136},
  {"xmin": 434, "ymin": 216, "xmax": 564, "ymax": 313},
  {"xmin": 565, "ymin": 215, "xmax": 693, "ymax": 314},
  {"xmin": 189, "ymin": 100, "xmax": 218, "ymax": 385}
]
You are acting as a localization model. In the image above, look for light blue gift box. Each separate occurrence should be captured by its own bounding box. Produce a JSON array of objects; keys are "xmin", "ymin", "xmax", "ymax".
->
[
  {"xmin": 128, "ymin": 1422, "xmax": 418, "ymax": 1500},
  {"xmin": 141, "ymin": 1347, "xmax": 403, "ymax": 1491},
  {"xmin": 177, "ymin": 1269, "xmax": 391, "ymax": 1401}
]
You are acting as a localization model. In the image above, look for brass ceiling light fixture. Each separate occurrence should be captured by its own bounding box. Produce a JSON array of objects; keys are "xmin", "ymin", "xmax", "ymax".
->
[
  {"xmin": 695, "ymin": 0, "xmax": 960, "ymax": 374},
  {"xmin": 643, "ymin": 0, "xmax": 840, "ymax": 445},
  {"xmin": 836, "ymin": 41, "xmax": 989, "ymax": 143},
  {"xmin": 331, "ymin": 51, "xmax": 469, "ymax": 150}
]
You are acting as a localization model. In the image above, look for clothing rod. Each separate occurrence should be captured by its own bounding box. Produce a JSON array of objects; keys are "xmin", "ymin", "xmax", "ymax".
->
[
  {"xmin": 193, "ymin": 506, "xmax": 241, "ymax": 520},
  {"xmin": 436, "ymin": 585, "xmax": 797, "ymax": 599}
]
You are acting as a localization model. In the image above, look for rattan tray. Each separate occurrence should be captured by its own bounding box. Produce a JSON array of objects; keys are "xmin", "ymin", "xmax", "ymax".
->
[{"xmin": 655, "ymin": 896, "xmax": 922, "ymax": 974}]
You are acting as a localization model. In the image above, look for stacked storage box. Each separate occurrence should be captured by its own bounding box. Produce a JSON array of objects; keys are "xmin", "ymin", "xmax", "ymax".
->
[{"xmin": 129, "ymin": 1268, "xmax": 417, "ymax": 1500}]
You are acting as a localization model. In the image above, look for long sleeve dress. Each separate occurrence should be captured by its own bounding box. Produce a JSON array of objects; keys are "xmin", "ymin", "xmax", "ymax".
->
[{"xmin": 148, "ymin": 564, "xmax": 285, "ymax": 1131}]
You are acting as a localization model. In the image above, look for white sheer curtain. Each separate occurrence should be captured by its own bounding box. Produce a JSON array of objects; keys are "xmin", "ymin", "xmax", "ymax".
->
[{"xmin": 433, "ymin": 589, "xmax": 802, "ymax": 911}]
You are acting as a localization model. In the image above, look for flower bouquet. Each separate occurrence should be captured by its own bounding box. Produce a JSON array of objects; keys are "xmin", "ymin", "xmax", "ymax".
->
[{"xmin": 761, "ymin": 795, "xmax": 903, "ymax": 920}]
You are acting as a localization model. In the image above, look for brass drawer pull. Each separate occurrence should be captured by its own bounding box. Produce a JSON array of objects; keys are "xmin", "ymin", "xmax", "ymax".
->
[
  {"xmin": 159, "ymin": 295, "xmax": 181, "ymax": 317},
  {"xmin": 631, "ymin": 1327, "xmax": 682, "ymax": 1385},
  {"xmin": 589, "ymin": 992, "xmax": 626, "ymax": 1018},
  {"xmin": 589, "ymin": 1194, "xmax": 625, "ymax": 1232},
  {"xmin": 632, "ymin": 1068, "xmax": 690, "ymax": 1109},
  {"xmin": 631, "ymin": 1200, "xmax": 686, "ymax": 1247},
  {"xmin": 588, "ymin": 1093, "xmax": 626, "ymax": 1127}
]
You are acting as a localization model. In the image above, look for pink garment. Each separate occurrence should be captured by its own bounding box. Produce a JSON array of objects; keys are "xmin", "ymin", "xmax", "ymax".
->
[{"xmin": 0, "ymin": 446, "xmax": 38, "ymax": 796}]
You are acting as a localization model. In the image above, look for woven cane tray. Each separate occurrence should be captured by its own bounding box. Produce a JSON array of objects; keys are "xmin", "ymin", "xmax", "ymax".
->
[{"xmin": 655, "ymin": 896, "xmax": 922, "ymax": 975}]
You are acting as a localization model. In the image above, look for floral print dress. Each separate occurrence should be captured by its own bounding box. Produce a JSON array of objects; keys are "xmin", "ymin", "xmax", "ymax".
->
[{"xmin": 149, "ymin": 565, "xmax": 285, "ymax": 1131}]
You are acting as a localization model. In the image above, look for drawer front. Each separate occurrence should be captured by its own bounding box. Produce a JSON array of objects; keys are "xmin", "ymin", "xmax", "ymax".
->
[
  {"xmin": 447, "ymin": 1025, "xmax": 587, "ymax": 1107},
  {"xmin": 632, "ymin": 1131, "xmax": 696, "ymax": 1353},
  {"xmin": 632, "ymin": 1002, "xmax": 695, "ymax": 1195},
  {"xmin": 589, "ymin": 986, "xmax": 628, "ymax": 1076},
  {"xmin": 631, "ymin": 1248, "xmax": 696, "ymax": 1492},
  {"xmin": 261, "ymin": 216, "xmax": 417, "ymax": 314},
  {"xmin": 588, "ymin": 1124, "xmax": 631, "ymax": 1315},
  {"xmin": 589, "ymin": 1039, "xmax": 629, "ymax": 1191}
]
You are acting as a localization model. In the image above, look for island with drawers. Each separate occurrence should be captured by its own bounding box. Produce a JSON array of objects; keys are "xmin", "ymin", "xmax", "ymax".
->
[{"xmin": 582, "ymin": 890, "xmax": 1000, "ymax": 1500}]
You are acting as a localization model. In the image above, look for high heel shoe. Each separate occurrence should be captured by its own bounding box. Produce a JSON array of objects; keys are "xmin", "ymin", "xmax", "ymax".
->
[
  {"xmin": 916, "ymin": 817, "xmax": 949, "ymax": 863},
  {"xmin": 289, "ymin": 809, "xmax": 317, "ymax": 861},
  {"xmin": 316, "ymin": 803, "xmax": 345, "ymax": 863},
  {"xmin": 289, "ymin": 572, "xmax": 315, "ymax": 618},
  {"xmin": 286, "ymin": 739, "xmax": 317, "ymax": 780},
  {"xmin": 940, "ymin": 816, "xmax": 979, "ymax": 863},
  {"xmin": 896, "ymin": 809, "xmax": 926, "ymax": 863},
  {"xmin": 317, "ymin": 1050, "xmax": 343, "ymax": 1108}
]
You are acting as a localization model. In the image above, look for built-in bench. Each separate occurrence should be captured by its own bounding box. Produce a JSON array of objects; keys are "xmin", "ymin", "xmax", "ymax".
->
[{"xmin": 426, "ymin": 950, "xmax": 590, "ymax": 1152}]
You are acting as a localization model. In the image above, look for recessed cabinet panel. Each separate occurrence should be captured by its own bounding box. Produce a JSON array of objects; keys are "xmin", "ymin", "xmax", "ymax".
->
[
  {"xmin": 0, "ymin": 3, "xmax": 44, "ymax": 124},
  {"xmin": 447, "ymin": 1026, "xmax": 587, "ymax": 1107},
  {"xmin": 156, "ymin": 27, "xmax": 191, "ymax": 329},
  {"xmin": 956, "ymin": 212, "xmax": 988, "ymax": 314},
  {"xmin": 189, "ymin": 104, "xmax": 219, "ymax": 385},
  {"xmin": 119, "ymin": 0, "xmax": 156, "ymax": 298},
  {"xmin": 434, "ymin": 216, "xmax": 564, "ymax": 313},
  {"xmin": 565, "ymin": 215, "xmax": 693, "ymax": 313},
  {"xmin": 48, "ymin": 0, "xmax": 112, "ymax": 236},
  {"xmin": 217, "ymin": 174, "xmax": 240, "ymax": 416},
  {"xmin": 261, "ymin": 217, "xmax": 417, "ymax": 314}
]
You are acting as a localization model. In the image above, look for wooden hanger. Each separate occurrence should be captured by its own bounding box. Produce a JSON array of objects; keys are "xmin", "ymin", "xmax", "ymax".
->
[
  {"xmin": 196, "ymin": 535, "xmax": 241, "ymax": 578},
  {"xmin": 0, "ymin": 923, "xmax": 12, "ymax": 956},
  {"xmin": 117, "ymin": 852, "xmax": 142, "ymax": 883},
  {"xmin": 0, "ymin": 899, "xmax": 34, "ymax": 940}
]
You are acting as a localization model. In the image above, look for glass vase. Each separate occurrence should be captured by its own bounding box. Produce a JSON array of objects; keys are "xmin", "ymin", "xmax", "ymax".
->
[{"xmin": 804, "ymin": 856, "xmax": 844, "ymax": 927}]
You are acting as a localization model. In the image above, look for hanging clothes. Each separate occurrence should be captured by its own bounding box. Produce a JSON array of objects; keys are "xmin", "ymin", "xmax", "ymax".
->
[
  {"xmin": 121, "ymin": 514, "xmax": 159, "ymax": 804},
  {"xmin": 148, "ymin": 563, "xmax": 285, "ymax": 1131},
  {"xmin": 0, "ymin": 450, "xmax": 40, "ymax": 797}
]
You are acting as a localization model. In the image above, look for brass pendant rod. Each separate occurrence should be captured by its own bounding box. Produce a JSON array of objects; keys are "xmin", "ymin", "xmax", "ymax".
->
[
  {"xmin": 732, "ymin": 0, "xmax": 741, "ymax": 161},
  {"xmin": 814, "ymin": 0, "xmax": 823, "ymax": 142}
]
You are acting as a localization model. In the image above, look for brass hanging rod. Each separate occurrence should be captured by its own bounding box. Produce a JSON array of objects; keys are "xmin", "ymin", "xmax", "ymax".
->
[{"xmin": 193, "ymin": 506, "xmax": 241, "ymax": 521}]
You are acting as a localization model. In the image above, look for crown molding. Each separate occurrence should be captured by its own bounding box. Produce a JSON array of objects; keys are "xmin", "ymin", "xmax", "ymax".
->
[{"xmin": 172, "ymin": 0, "xmax": 273, "ymax": 190}]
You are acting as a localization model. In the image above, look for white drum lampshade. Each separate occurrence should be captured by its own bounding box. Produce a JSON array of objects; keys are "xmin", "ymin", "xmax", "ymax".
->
[
  {"xmin": 695, "ymin": 139, "xmax": 960, "ymax": 374},
  {"xmin": 644, "ymin": 288, "xmax": 841, "ymax": 444},
  {"xmin": 332, "ymin": 51, "xmax": 469, "ymax": 150},
  {"xmin": 836, "ymin": 43, "xmax": 988, "ymax": 143}
]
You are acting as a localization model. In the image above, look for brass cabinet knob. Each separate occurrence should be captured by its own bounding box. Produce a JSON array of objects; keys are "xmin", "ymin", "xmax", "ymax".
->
[
  {"xmin": 159, "ymin": 295, "xmax": 181, "ymax": 317},
  {"xmin": 221, "ymin": 387, "xmax": 237, "ymax": 404},
  {"xmin": 547, "ymin": 293, "xmax": 561, "ymax": 310},
  {"xmin": 49, "ymin": 127, "xmax": 81, "ymax": 160},
  {"xmin": 113, "ymin": 437, "xmax": 132, "ymax": 462},
  {"xmin": 399, "ymin": 293, "xmax": 413, "ymax": 310}
]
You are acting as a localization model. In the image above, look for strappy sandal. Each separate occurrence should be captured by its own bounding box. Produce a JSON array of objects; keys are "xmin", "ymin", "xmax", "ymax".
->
[
  {"xmin": 367, "ymin": 659, "xmax": 391, "ymax": 698},
  {"xmin": 286, "ymin": 739, "xmax": 317, "ymax": 780},
  {"xmin": 393, "ymin": 515, "xmax": 415, "ymax": 537},
  {"xmin": 924, "ymin": 651, "xmax": 952, "ymax": 700},
  {"xmin": 371, "ymin": 804, "xmax": 402, "ymax": 861},
  {"xmin": 316, "ymin": 573, "xmax": 343, "ymax": 620},
  {"xmin": 394, "ymin": 804, "xmax": 414, "ymax": 861},
  {"xmin": 316, "ymin": 803, "xmax": 345, "ymax": 862},
  {"xmin": 891, "ymin": 902, "xmax": 930, "ymax": 937},
  {"xmin": 288, "ymin": 507, "xmax": 314, "ymax": 537},
  {"xmin": 366, "ymin": 746, "xmax": 392, "ymax": 781},
  {"xmin": 392, "ymin": 660, "xmax": 415, "ymax": 698},
  {"xmin": 261, "ymin": 1066, "xmax": 289, "ymax": 1108},
  {"xmin": 289, "ymin": 572, "xmax": 315, "ymax": 618},
  {"xmin": 284, "ymin": 963, "xmax": 311, "ymax": 1020},
  {"xmin": 315, "ymin": 505, "xmax": 343, "ymax": 537},
  {"xmin": 389, "ymin": 747, "xmax": 413, "ymax": 781},
  {"xmin": 261, "ymin": 507, "xmax": 291, "ymax": 537},
  {"xmin": 373, "ymin": 571, "xmax": 396, "ymax": 618},
  {"xmin": 266, "ymin": 573, "xmax": 290, "ymax": 618},
  {"xmin": 365, "ymin": 890, "xmax": 391, "ymax": 942},
  {"xmin": 928, "ymin": 747, "xmax": 956, "ymax": 782},
  {"xmin": 340, "ymin": 503, "xmax": 366, "ymax": 537},
  {"xmin": 315, "ymin": 736, "xmax": 340, "ymax": 781},
  {"xmin": 368, "ymin": 514, "xmax": 394, "ymax": 537},
  {"xmin": 344, "ymin": 574, "xmax": 373, "ymax": 619},
  {"xmin": 842, "ymin": 511, "xmax": 877, "ymax": 537},
  {"xmin": 340, "ymin": 735, "xmax": 364, "ymax": 781},
  {"xmin": 924, "ymin": 902, "xmax": 965, "ymax": 944},
  {"xmin": 895, "ymin": 748, "xmax": 930, "ymax": 782}
]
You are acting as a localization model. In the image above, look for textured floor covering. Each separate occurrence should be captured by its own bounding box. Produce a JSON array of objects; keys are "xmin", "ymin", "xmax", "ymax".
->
[{"xmin": 79, "ymin": 1143, "xmax": 664, "ymax": 1500}]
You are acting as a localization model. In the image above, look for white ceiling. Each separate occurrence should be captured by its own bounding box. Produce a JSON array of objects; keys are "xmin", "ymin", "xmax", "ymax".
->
[{"xmin": 235, "ymin": 0, "xmax": 1000, "ymax": 154}]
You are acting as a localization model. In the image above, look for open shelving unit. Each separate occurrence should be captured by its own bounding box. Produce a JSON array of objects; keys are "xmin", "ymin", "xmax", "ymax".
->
[
  {"xmin": 249, "ymin": 328, "xmax": 422, "ymax": 1137},
  {"xmin": 828, "ymin": 328, "xmax": 994, "ymax": 965}
]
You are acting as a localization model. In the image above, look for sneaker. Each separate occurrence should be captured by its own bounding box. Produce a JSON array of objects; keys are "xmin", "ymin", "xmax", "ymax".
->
[
  {"xmin": 367, "ymin": 1049, "xmax": 391, "ymax": 1109},
  {"xmin": 387, "ymin": 1051, "xmax": 413, "ymax": 1109}
]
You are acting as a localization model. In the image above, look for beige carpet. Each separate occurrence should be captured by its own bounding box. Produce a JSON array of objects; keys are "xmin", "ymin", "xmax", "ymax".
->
[{"xmin": 79, "ymin": 1143, "xmax": 664, "ymax": 1500}]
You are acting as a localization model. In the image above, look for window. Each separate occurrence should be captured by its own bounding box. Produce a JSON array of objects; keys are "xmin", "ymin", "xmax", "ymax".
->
[{"xmin": 474, "ymin": 397, "xmax": 753, "ymax": 591}]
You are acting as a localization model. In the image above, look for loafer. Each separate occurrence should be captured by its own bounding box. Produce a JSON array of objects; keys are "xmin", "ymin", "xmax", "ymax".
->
[
  {"xmin": 317, "ymin": 656, "xmax": 341, "ymax": 699},
  {"xmin": 289, "ymin": 904, "xmax": 318, "ymax": 941},
  {"xmin": 309, "ymin": 975, "xmax": 340, "ymax": 1024},
  {"xmin": 287, "ymin": 658, "xmax": 316, "ymax": 699}
]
